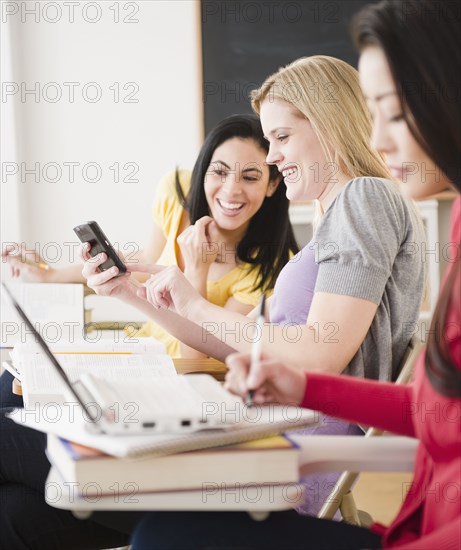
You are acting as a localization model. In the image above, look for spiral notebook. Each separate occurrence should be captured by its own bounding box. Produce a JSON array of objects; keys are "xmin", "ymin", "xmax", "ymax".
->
[{"xmin": 9, "ymin": 404, "xmax": 319, "ymax": 458}]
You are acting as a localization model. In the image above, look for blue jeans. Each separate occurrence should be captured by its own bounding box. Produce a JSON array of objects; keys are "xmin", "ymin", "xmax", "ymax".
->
[{"xmin": 130, "ymin": 510, "xmax": 382, "ymax": 549}]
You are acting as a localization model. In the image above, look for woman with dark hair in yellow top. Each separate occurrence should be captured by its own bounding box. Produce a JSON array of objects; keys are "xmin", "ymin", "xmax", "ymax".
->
[{"xmin": 136, "ymin": 112, "xmax": 298, "ymax": 357}]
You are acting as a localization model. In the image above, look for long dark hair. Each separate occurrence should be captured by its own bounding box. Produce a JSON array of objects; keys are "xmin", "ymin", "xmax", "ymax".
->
[
  {"xmin": 175, "ymin": 114, "xmax": 299, "ymax": 292},
  {"xmin": 352, "ymin": 0, "xmax": 461, "ymax": 397}
]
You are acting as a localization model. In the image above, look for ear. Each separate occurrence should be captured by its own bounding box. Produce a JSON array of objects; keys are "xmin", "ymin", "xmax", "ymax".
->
[{"xmin": 265, "ymin": 175, "xmax": 281, "ymax": 197}]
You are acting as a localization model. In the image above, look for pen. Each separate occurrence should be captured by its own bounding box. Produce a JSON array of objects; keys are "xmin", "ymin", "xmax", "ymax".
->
[{"xmin": 247, "ymin": 293, "xmax": 266, "ymax": 405}]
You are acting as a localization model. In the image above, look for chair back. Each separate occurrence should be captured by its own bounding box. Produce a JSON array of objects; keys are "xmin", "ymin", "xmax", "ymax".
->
[{"xmin": 395, "ymin": 335, "xmax": 424, "ymax": 385}]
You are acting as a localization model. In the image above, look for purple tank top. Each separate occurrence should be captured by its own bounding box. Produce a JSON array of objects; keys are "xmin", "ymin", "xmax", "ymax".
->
[{"xmin": 270, "ymin": 239, "xmax": 319, "ymax": 325}]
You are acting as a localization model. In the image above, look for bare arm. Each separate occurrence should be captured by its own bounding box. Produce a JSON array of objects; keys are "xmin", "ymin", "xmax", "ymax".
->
[
  {"xmin": 180, "ymin": 296, "xmax": 253, "ymax": 359},
  {"xmin": 1, "ymin": 244, "xmax": 86, "ymax": 282},
  {"xmin": 187, "ymin": 291, "xmax": 377, "ymax": 372},
  {"xmin": 81, "ymin": 249, "xmax": 235, "ymax": 361},
  {"xmin": 143, "ymin": 266, "xmax": 378, "ymax": 373},
  {"xmin": 126, "ymin": 287, "xmax": 236, "ymax": 361}
]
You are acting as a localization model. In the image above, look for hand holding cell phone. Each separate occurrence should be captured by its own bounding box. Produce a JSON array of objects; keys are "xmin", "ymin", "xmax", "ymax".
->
[{"xmin": 73, "ymin": 221, "xmax": 127, "ymax": 277}]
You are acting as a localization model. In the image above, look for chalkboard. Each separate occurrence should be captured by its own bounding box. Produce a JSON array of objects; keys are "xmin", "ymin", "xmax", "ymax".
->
[{"xmin": 201, "ymin": 0, "xmax": 378, "ymax": 134}]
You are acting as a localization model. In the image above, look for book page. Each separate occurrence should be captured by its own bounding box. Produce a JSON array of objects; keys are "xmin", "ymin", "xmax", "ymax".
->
[
  {"xmin": 13, "ymin": 336, "xmax": 165, "ymax": 355},
  {"xmin": 18, "ymin": 353, "xmax": 176, "ymax": 405},
  {"xmin": 1, "ymin": 283, "xmax": 84, "ymax": 347}
]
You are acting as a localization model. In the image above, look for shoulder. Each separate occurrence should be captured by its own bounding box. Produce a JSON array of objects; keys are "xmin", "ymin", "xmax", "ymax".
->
[
  {"xmin": 329, "ymin": 177, "xmax": 419, "ymax": 231},
  {"xmin": 156, "ymin": 169, "xmax": 192, "ymax": 198},
  {"xmin": 316, "ymin": 176, "xmax": 424, "ymax": 251},
  {"xmin": 339, "ymin": 177, "xmax": 405, "ymax": 206},
  {"xmin": 153, "ymin": 169, "xmax": 192, "ymax": 227}
]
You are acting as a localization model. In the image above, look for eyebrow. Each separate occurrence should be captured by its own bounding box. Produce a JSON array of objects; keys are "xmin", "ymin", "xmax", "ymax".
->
[
  {"xmin": 365, "ymin": 91, "xmax": 398, "ymax": 102},
  {"xmin": 211, "ymin": 161, "xmax": 262, "ymax": 173},
  {"xmin": 211, "ymin": 160, "xmax": 231, "ymax": 169}
]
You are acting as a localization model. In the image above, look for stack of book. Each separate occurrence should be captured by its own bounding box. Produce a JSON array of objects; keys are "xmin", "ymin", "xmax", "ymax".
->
[{"xmin": 46, "ymin": 434, "xmax": 301, "ymax": 495}]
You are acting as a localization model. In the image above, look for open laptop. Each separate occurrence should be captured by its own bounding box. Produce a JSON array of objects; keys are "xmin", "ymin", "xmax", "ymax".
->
[{"xmin": 2, "ymin": 282, "xmax": 242, "ymax": 435}]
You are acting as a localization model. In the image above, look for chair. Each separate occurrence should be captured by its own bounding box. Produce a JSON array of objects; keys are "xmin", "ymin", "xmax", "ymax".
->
[{"xmin": 317, "ymin": 335, "xmax": 424, "ymax": 526}]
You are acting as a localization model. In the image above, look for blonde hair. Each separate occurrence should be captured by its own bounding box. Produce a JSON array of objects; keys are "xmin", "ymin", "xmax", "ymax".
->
[{"xmin": 251, "ymin": 55, "xmax": 390, "ymax": 182}]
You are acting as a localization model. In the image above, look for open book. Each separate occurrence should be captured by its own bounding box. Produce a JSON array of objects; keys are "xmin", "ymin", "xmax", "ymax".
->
[
  {"xmin": 10, "ymin": 344, "xmax": 175, "ymax": 408},
  {"xmin": 11, "ymin": 336, "xmax": 165, "ymax": 360}
]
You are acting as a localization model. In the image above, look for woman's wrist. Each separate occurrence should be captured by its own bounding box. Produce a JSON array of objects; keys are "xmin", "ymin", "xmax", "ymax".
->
[
  {"xmin": 184, "ymin": 267, "xmax": 208, "ymax": 297},
  {"xmin": 184, "ymin": 263, "xmax": 210, "ymax": 280}
]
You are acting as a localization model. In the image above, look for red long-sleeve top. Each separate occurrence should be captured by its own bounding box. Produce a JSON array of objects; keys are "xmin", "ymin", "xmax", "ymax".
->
[{"xmin": 302, "ymin": 197, "xmax": 461, "ymax": 549}]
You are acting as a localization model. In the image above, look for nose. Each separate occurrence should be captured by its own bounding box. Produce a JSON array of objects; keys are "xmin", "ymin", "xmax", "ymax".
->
[
  {"xmin": 221, "ymin": 172, "xmax": 243, "ymax": 196},
  {"xmin": 265, "ymin": 142, "xmax": 283, "ymax": 167},
  {"xmin": 370, "ymin": 112, "xmax": 393, "ymax": 155}
]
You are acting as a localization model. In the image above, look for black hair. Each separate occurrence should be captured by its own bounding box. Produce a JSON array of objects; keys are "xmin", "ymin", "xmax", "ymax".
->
[
  {"xmin": 352, "ymin": 0, "xmax": 461, "ymax": 397},
  {"xmin": 352, "ymin": 0, "xmax": 461, "ymax": 188},
  {"xmin": 175, "ymin": 113, "xmax": 299, "ymax": 293}
]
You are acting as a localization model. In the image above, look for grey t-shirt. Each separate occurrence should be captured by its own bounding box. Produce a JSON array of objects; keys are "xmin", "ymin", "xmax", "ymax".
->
[{"xmin": 313, "ymin": 177, "xmax": 426, "ymax": 381}]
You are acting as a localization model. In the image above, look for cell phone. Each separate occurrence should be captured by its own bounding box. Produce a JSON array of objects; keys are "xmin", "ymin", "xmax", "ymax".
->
[{"xmin": 73, "ymin": 221, "xmax": 127, "ymax": 276}]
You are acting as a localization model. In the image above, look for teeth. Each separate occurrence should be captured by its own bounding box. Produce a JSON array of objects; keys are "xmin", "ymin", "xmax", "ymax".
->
[
  {"xmin": 219, "ymin": 200, "xmax": 244, "ymax": 210},
  {"xmin": 282, "ymin": 167, "xmax": 297, "ymax": 178}
]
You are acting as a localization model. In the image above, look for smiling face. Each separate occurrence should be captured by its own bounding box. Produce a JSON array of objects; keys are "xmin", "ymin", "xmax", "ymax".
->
[
  {"xmin": 359, "ymin": 46, "xmax": 451, "ymax": 199},
  {"xmin": 204, "ymin": 137, "xmax": 277, "ymax": 235},
  {"xmin": 259, "ymin": 98, "xmax": 343, "ymax": 203}
]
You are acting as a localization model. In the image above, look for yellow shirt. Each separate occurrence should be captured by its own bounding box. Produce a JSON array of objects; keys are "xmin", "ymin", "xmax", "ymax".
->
[{"xmin": 136, "ymin": 170, "xmax": 266, "ymax": 357}]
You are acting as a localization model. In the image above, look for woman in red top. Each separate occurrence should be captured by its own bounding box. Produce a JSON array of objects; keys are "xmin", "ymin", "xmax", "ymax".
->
[{"xmin": 130, "ymin": 1, "xmax": 461, "ymax": 548}]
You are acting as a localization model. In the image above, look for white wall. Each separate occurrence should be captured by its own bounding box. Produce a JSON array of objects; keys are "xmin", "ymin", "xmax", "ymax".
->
[
  {"xmin": 1, "ymin": 0, "xmax": 201, "ymax": 267},
  {"xmin": 1, "ymin": 13, "xmax": 23, "ymax": 243}
]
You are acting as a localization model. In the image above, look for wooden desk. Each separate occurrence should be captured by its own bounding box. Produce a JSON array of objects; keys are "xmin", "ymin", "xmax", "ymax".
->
[
  {"xmin": 174, "ymin": 358, "xmax": 227, "ymax": 381},
  {"xmin": 12, "ymin": 358, "xmax": 227, "ymax": 396},
  {"xmin": 12, "ymin": 377, "xmax": 23, "ymax": 396}
]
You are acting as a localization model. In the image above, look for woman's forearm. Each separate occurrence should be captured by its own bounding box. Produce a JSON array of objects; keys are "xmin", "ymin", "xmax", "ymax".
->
[
  {"xmin": 120, "ymin": 291, "xmax": 235, "ymax": 362},
  {"xmin": 187, "ymin": 298, "xmax": 357, "ymax": 373}
]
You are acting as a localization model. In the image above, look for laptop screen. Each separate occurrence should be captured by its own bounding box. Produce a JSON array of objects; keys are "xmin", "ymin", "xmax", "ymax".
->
[{"xmin": 1, "ymin": 282, "xmax": 100, "ymax": 424}]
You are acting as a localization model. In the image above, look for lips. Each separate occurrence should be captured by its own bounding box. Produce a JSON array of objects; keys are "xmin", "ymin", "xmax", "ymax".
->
[
  {"xmin": 388, "ymin": 165, "xmax": 404, "ymax": 180},
  {"xmin": 216, "ymin": 198, "xmax": 245, "ymax": 216},
  {"xmin": 281, "ymin": 165, "xmax": 298, "ymax": 179}
]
